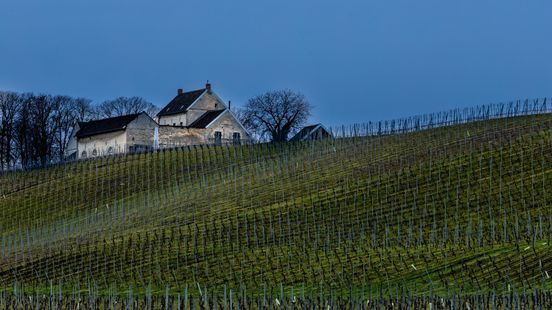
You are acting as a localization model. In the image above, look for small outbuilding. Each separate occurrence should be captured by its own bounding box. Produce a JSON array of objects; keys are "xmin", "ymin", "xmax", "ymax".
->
[
  {"xmin": 290, "ymin": 123, "xmax": 333, "ymax": 141},
  {"xmin": 66, "ymin": 112, "xmax": 158, "ymax": 159}
]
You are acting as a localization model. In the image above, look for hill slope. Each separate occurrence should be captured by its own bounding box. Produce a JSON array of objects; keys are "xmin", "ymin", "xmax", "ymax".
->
[{"xmin": 1, "ymin": 110, "xmax": 552, "ymax": 306}]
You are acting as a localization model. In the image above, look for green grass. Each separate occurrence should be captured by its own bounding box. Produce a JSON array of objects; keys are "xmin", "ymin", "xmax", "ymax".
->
[{"xmin": 1, "ymin": 112, "xmax": 552, "ymax": 300}]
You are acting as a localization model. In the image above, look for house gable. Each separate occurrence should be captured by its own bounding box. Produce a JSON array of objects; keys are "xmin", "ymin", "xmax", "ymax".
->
[
  {"xmin": 183, "ymin": 92, "xmax": 227, "ymax": 126},
  {"xmin": 204, "ymin": 110, "xmax": 251, "ymax": 141},
  {"xmin": 157, "ymin": 88, "xmax": 206, "ymax": 117},
  {"xmin": 187, "ymin": 91, "xmax": 227, "ymax": 111},
  {"xmin": 64, "ymin": 123, "xmax": 81, "ymax": 158},
  {"xmin": 209, "ymin": 110, "xmax": 250, "ymax": 136},
  {"xmin": 126, "ymin": 113, "xmax": 159, "ymax": 148},
  {"xmin": 157, "ymin": 84, "xmax": 228, "ymax": 126}
]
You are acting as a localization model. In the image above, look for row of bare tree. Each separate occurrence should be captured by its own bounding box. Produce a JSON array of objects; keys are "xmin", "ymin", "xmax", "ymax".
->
[{"xmin": 0, "ymin": 91, "xmax": 157, "ymax": 169}]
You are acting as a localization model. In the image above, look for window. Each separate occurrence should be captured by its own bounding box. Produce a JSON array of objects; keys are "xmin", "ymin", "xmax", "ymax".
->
[
  {"xmin": 81, "ymin": 151, "xmax": 87, "ymax": 158},
  {"xmin": 92, "ymin": 149, "xmax": 98, "ymax": 157},
  {"xmin": 232, "ymin": 132, "xmax": 241, "ymax": 145},
  {"xmin": 107, "ymin": 147, "xmax": 114, "ymax": 155},
  {"xmin": 214, "ymin": 131, "xmax": 222, "ymax": 145},
  {"xmin": 173, "ymin": 123, "xmax": 176, "ymax": 126},
  {"xmin": 180, "ymin": 122, "xmax": 183, "ymax": 126}
]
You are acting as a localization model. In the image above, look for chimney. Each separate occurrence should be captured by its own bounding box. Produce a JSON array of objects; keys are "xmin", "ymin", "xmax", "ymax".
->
[
  {"xmin": 205, "ymin": 81, "xmax": 212, "ymax": 93},
  {"xmin": 177, "ymin": 88, "xmax": 183, "ymax": 95},
  {"xmin": 228, "ymin": 100, "xmax": 231, "ymax": 110}
]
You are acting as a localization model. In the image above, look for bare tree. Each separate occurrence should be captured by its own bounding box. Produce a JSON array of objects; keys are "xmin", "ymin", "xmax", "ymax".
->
[
  {"xmin": 51, "ymin": 96, "xmax": 93, "ymax": 161},
  {"xmin": 0, "ymin": 91, "xmax": 21, "ymax": 169},
  {"xmin": 29, "ymin": 95, "xmax": 58, "ymax": 166},
  {"xmin": 1, "ymin": 90, "xmax": 93, "ymax": 169},
  {"xmin": 14, "ymin": 93, "xmax": 33, "ymax": 168},
  {"xmin": 10, "ymin": 94, "xmax": 62, "ymax": 167},
  {"xmin": 240, "ymin": 90, "xmax": 312, "ymax": 142},
  {"xmin": 95, "ymin": 97, "xmax": 158, "ymax": 118},
  {"xmin": 73, "ymin": 97, "xmax": 95, "ymax": 122}
]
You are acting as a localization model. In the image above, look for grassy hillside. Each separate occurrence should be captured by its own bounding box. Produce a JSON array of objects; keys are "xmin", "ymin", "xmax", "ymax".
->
[{"xmin": 1, "ymin": 108, "xmax": 552, "ymax": 307}]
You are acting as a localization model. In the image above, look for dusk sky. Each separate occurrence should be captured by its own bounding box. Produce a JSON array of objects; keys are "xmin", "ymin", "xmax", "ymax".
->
[{"xmin": 1, "ymin": 0, "xmax": 551, "ymax": 126}]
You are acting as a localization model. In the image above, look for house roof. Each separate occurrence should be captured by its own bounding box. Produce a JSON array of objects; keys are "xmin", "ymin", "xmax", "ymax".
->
[
  {"xmin": 188, "ymin": 109, "xmax": 226, "ymax": 128},
  {"xmin": 76, "ymin": 113, "xmax": 142, "ymax": 138},
  {"xmin": 157, "ymin": 88, "xmax": 206, "ymax": 117},
  {"xmin": 290, "ymin": 124, "xmax": 331, "ymax": 141}
]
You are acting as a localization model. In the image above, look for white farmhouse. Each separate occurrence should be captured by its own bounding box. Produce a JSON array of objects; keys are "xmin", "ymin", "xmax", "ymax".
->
[{"xmin": 156, "ymin": 82, "xmax": 250, "ymax": 147}]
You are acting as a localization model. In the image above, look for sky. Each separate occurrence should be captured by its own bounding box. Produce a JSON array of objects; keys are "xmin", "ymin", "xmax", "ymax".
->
[{"xmin": 0, "ymin": 0, "xmax": 551, "ymax": 126}]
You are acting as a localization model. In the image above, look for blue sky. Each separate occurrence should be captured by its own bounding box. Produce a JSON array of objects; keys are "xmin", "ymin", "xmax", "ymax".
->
[{"xmin": 0, "ymin": 0, "xmax": 551, "ymax": 126}]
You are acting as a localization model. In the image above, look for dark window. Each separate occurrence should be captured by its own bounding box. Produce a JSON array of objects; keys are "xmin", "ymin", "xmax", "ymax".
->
[
  {"xmin": 180, "ymin": 122, "xmax": 183, "ymax": 126},
  {"xmin": 173, "ymin": 123, "xmax": 176, "ymax": 126},
  {"xmin": 232, "ymin": 132, "xmax": 241, "ymax": 145},
  {"xmin": 214, "ymin": 131, "xmax": 222, "ymax": 145},
  {"xmin": 81, "ymin": 151, "xmax": 87, "ymax": 158},
  {"xmin": 92, "ymin": 149, "xmax": 98, "ymax": 157},
  {"xmin": 107, "ymin": 147, "xmax": 114, "ymax": 155}
]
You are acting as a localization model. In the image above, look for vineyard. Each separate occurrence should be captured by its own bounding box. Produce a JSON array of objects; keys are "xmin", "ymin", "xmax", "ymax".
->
[{"xmin": 1, "ymin": 99, "xmax": 552, "ymax": 308}]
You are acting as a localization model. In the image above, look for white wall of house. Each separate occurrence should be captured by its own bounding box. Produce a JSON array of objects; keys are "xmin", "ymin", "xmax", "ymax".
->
[
  {"xmin": 126, "ymin": 113, "xmax": 158, "ymax": 147},
  {"xmin": 158, "ymin": 113, "xmax": 187, "ymax": 126},
  {"xmin": 77, "ymin": 131, "xmax": 127, "ymax": 159},
  {"xmin": 158, "ymin": 111, "xmax": 250, "ymax": 147}
]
